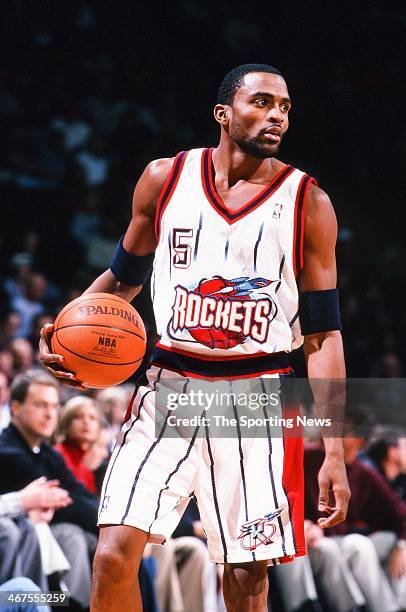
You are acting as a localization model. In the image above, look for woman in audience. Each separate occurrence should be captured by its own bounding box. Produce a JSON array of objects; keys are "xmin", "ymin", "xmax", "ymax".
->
[{"xmin": 54, "ymin": 396, "xmax": 109, "ymax": 493}]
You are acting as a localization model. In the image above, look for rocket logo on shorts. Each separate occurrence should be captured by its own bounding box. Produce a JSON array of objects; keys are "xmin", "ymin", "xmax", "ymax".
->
[
  {"xmin": 237, "ymin": 509, "xmax": 283, "ymax": 551},
  {"xmin": 170, "ymin": 276, "xmax": 276, "ymax": 349}
]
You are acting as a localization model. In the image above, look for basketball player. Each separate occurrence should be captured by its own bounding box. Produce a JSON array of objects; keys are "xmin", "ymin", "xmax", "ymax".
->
[{"xmin": 39, "ymin": 64, "xmax": 350, "ymax": 611}]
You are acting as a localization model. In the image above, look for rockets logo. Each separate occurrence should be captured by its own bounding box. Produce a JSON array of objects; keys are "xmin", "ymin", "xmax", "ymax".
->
[
  {"xmin": 237, "ymin": 509, "xmax": 283, "ymax": 551},
  {"xmin": 170, "ymin": 276, "xmax": 276, "ymax": 349}
]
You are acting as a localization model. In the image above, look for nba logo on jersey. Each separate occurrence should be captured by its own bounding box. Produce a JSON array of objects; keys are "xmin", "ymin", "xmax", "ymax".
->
[{"xmin": 272, "ymin": 202, "xmax": 283, "ymax": 219}]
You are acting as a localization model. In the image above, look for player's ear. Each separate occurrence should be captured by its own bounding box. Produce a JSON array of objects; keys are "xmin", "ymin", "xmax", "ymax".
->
[
  {"xmin": 214, "ymin": 104, "xmax": 230, "ymax": 126},
  {"xmin": 10, "ymin": 400, "xmax": 21, "ymax": 420}
]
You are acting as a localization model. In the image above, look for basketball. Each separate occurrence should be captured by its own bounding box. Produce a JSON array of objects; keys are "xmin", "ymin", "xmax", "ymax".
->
[{"xmin": 51, "ymin": 293, "xmax": 147, "ymax": 388}]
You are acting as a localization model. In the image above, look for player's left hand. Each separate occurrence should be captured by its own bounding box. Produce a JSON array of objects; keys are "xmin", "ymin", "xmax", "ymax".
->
[{"xmin": 317, "ymin": 454, "xmax": 350, "ymax": 528}]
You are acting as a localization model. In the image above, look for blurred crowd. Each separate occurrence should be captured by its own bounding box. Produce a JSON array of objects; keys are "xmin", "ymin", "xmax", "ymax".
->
[
  {"xmin": 1, "ymin": 1, "xmax": 405, "ymax": 610},
  {"xmin": 1, "ymin": 371, "xmax": 406, "ymax": 612},
  {"xmin": 1, "ymin": 1, "xmax": 405, "ymax": 378}
]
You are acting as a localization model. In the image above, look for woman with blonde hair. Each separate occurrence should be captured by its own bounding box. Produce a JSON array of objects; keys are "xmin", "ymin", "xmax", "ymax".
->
[{"xmin": 54, "ymin": 396, "xmax": 109, "ymax": 494}]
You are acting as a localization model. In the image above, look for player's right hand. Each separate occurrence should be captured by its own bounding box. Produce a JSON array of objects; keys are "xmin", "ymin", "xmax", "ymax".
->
[{"xmin": 39, "ymin": 323, "xmax": 86, "ymax": 390}]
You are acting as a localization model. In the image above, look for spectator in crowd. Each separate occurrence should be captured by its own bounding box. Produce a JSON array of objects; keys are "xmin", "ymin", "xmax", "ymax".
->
[
  {"xmin": 302, "ymin": 406, "xmax": 406, "ymax": 611},
  {"xmin": 0, "ymin": 311, "xmax": 22, "ymax": 345},
  {"xmin": 367, "ymin": 432, "xmax": 406, "ymax": 501},
  {"xmin": 75, "ymin": 135, "xmax": 111, "ymax": 187},
  {"xmin": 54, "ymin": 396, "xmax": 109, "ymax": 494},
  {"xmin": 53, "ymin": 395, "xmax": 158, "ymax": 609},
  {"xmin": 0, "ymin": 372, "xmax": 10, "ymax": 432},
  {"xmin": 69, "ymin": 190, "xmax": 102, "ymax": 249},
  {"xmin": 95, "ymin": 386, "xmax": 128, "ymax": 446},
  {"xmin": 0, "ymin": 370, "xmax": 99, "ymax": 608},
  {"xmin": 151, "ymin": 499, "xmax": 220, "ymax": 612},
  {"xmin": 0, "ymin": 348, "xmax": 13, "ymax": 381},
  {"xmin": 11, "ymin": 273, "xmax": 47, "ymax": 338},
  {"xmin": 0, "ymin": 476, "xmax": 70, "ymax": 591},
  {"xmin": 172, "ymin": 496, "xmax": 224, "ymax": 611},
  {"xmin": 52, "ymin": 100, "xmax": 92, "ymax": 153},
  {"xmin": 3, "ymin": 254, "xmax": 32, "ymax": 302},
  {"xmin": 8, "ymin": 339, "xmax": 34, "ymax": 375}
]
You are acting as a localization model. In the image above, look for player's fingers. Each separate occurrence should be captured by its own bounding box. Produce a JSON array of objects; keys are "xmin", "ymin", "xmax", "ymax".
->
[
  {"xmin": 42, "ymin": 365, "xmax": 86, "ymax": 390},
  {"xmin": 40, "ymin": 352, "xmax": 64, "ymax": 365},
  {"xmin": 317, "ymin": 509, "xmax": 343, "ymax": 528},
  {"xmin": 39, "ymin": 323, "xmax": 54, "ymax": 346},
  {"xmin": 318, "ymin": 494, "xmax": 349, "ymax": 528},
  {"xmin": 317, "ymin": 473, "xmax": 330, "ymax": 512},
  {"xmin": 42, "ymin": 365, "xmax": 72, "ymax": 379},
  {"xmin": 317, "ymin": 504, "xmax": 335, "ymax": 516},
  {"xmin": 39, "ymin": 326, "xmax": 64, "ymax": 365}
]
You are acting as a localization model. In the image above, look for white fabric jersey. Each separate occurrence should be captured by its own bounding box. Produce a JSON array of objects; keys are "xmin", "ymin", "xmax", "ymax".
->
[
  {"xmin": 151, "ymin": 148, "xmax": 315, "ymax": 362},
  {"xmin": 98, "ymin": 366, "xmax": 306, "ymax": 566}
]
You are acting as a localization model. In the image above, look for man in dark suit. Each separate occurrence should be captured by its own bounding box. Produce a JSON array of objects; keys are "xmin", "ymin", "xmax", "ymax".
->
[{"xmin": 0, "ymin": 370, "xmax": 99, "ymax": 608}]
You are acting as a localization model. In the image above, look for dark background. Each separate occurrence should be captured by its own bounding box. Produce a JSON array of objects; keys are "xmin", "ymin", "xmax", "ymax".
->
[{"xmin": 1, "ymin": 0, "xmax": 405, "ymax": 377}]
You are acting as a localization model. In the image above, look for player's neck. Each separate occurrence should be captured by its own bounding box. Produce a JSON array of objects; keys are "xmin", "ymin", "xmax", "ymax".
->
[{"xmin": 213, "ymin": 140, "xmax": 273, "ymax": 188}]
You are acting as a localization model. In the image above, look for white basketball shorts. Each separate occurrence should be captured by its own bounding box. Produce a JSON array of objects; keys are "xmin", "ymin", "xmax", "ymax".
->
[{"xmin": 98, "ymin": 366, "xmax": 306, "ymax": 565}]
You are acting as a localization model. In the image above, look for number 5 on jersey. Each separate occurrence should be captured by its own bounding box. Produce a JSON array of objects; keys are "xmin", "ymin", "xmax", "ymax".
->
[{"xmin": 172, "ymin": 228, "xmax": 193, "ymax": 269}]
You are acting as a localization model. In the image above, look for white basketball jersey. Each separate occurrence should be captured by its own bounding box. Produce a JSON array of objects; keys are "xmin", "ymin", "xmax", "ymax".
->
[{"xmin": 151, "ymin": 148, "xmax": 315, "ymax": 377}]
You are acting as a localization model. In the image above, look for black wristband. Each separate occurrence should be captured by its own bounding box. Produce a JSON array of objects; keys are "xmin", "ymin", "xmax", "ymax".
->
[
  {"xmin": 110, "ymin": 236, "xmax": 154, "ymax": 286},
  {"xmin": 299, "ymin": 289, "xmax": 342, "ymax": 335}
]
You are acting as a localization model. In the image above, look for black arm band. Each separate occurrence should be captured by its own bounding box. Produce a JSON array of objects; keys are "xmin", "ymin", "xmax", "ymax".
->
[
  {"xmin": 299, "ymin": 289, "xmax": 342, "ymax": 335},
  {"xmin": 109, "ymin": 236, "xmax": 154, "ymax": 286}
]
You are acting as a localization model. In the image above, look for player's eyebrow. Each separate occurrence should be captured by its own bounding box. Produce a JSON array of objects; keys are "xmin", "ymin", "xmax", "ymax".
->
[{"xmin": 250, "ymin": 91, "xmax": 292, "ymax": 105}]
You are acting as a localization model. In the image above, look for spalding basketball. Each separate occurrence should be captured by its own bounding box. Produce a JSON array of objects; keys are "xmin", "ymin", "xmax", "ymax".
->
[{"xmin": 51, "ymin": 293, "xmax": 147, "ymax": 388}]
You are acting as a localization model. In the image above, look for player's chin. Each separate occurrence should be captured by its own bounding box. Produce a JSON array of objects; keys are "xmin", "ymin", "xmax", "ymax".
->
[
  {"xmin": 256, "ymin": 140, "xmax": 281, "ymax": 158},
  {"xmin": 265, "ymin": 138, "xmax": 282, "ymax": 153}
]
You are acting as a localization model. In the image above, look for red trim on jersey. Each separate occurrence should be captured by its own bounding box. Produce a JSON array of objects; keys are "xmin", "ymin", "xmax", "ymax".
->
[
  {"xmin": 123, "ymin": 386, "xmax": 138, "ymax": 423},
  {"xmin": 155, "ymin": 341, "xmax": 272, "ymax": 361},
  {"xmin": 201, "ymin": 148, "xmax": 295, "ymax": 225},
  {"xmin": 154, "ymin": 151, "xmax": 188, "ymax": 240},
  {"xmin": 299, "ymin": 177, "xmax": 316, "ymax": 270},
  {"xmin": 201, "ymin": 149, "xmax": 231, "ymax": 224},
  {"xmin": 150, "ymin": 361, "xmax": 293, "ymax": 380},
  {"xmin": 292, "ymin": 174, "xmax": 316, "ymax": 277},
  {"xmin": 281, "ymin": 404, "xmax": 305, "ymax": 556}
]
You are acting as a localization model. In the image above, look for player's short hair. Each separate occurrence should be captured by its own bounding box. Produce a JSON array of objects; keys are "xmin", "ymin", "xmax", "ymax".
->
[
  {"xmin": 10, "ymin": 369, "xmax": 60, "ymax": 403},
  {"xmin": 217, "ymin": 63, "xmax": 285, "ymax": 106}
]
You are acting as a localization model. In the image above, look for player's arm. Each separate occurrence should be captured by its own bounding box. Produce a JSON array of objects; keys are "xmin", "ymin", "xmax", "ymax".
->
[
  {"xmin": 299, "ymin": 184, "xmax": 350, "ymax": 528},
  {"xmin": 39, "ymin": 158, "xmax": 173, "ymax": 387},
  {"xmin": 82, "ymin": 158, "xmax": 173, "ymax": 300}
]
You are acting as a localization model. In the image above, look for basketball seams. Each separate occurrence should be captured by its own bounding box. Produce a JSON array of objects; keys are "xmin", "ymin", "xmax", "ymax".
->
[
  {"xmin": 52, "ymin": 331, "xmax": 144, "ymax": 367},
  {"xmin": 54, "ymin": 323, "xmax": 146, "ymax": 342}
]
